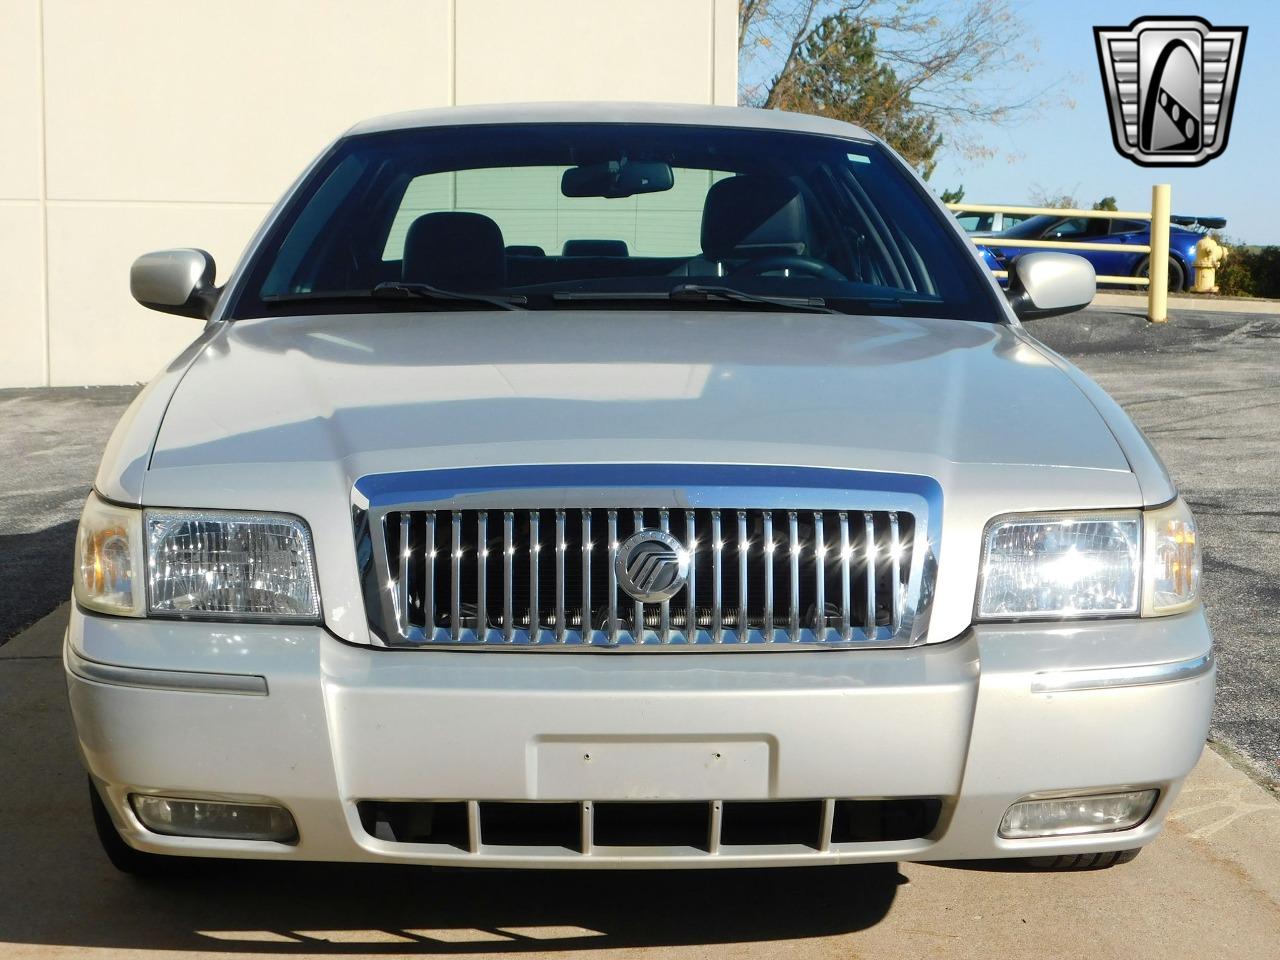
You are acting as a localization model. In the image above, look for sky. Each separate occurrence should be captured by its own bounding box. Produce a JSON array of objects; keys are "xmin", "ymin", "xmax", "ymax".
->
[{"xmin": 750, "ymin": 1, "xmax": 1279, "ymax": 244}]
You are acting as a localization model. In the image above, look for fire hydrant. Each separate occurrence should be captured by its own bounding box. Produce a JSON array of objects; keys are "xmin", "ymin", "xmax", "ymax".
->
[{"xmin": 1192, "ymin": 235, "xmax": 1229, "ymax": 293}]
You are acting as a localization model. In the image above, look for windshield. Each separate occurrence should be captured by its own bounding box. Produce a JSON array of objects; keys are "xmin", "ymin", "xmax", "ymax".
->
[{"xmin": 230, "ymin": 123, "xmax": 1002, "ymax": 322}]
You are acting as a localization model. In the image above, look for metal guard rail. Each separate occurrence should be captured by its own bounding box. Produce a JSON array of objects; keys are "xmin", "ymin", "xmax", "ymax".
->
[{"xmin": 946, "ymin": 185, "xmax": 1174, "ymax": 322}]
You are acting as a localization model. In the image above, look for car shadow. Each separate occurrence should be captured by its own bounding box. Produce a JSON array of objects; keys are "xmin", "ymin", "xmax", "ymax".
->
[
  {"xmin": 0, "ymin": 519, "xmax": 77, "ymax": 643},
  {"xmin": 0, "ymin": 653, "xmax": 903, "ymax": 954}
]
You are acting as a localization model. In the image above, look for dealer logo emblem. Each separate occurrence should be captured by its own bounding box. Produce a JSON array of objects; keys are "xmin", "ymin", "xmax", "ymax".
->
[
  {"xmin": 615, "ymin": 530, "xmax": 689, "ymax": 603},
  {"xmin": 1094, "ymin": 16, "xmax": 1247, "ymax": 167}
]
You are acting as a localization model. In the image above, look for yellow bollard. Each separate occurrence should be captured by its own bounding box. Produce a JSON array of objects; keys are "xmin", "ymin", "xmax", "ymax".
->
[{"xmin": 1148, "ymin": 184, "xmax": 1172, "ymax": 322}]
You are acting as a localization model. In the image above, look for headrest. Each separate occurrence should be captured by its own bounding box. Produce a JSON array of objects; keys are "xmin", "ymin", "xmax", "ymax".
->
[
  {"xmin": 701, "ymin": 176, "xmax": 808, "ymax": 261},
  {"xmin": 562, "ymin": 239, "xmax": 629, "ymax": 257},
  {"xmin": 402, "ymin": 212, "xmax": 506, "ymax": 291},
  {"xmin": 505, "ymin": 244, "xmax": 546, "ymax": 257}
]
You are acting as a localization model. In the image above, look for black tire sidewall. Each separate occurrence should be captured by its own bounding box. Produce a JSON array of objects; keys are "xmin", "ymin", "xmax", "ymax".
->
[{"xmin": 1137, "ymin": 255, "xmax": 1185, "ymax": 292}]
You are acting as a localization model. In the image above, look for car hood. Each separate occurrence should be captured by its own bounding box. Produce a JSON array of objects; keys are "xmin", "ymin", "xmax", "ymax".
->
[
  {"xmin": 148, "ymin": 310, "xmax": 1130, "ymax": 482},
  {"xmin": 140, "ymin": 309, "xmax": 1140, "ymax": 646}
]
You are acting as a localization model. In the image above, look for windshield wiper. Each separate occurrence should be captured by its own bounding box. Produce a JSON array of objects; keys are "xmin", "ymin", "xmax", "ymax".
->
[
  {"xmin": 668, "ymin": 283, "xmax": 836, "ymax": 313},
  {"xmin": 552, "ymin": 285, "xmax": 836, "ymax": 314},
  {"xmin": 372, "ymin": 281, "xmax": 526, "ymax": 310},
  {"xmin": 262, "ymin": 283, "xmax": 526, "ymax": 311}
]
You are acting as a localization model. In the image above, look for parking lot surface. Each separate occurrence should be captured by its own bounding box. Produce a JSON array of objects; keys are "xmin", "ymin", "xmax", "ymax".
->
[{"xmin": 0, "ymin": 386, "xmax": 141, "ymax": 642}]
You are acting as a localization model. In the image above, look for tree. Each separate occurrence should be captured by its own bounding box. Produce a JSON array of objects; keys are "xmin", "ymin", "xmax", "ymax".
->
[
  {"xmin": 1028, "ymin": 183, "xmax": 1078, "ymax": 209},
  {"xmin": 1092, "ymin": 196, "xmax": 1118, "ymax": 211},
  {"xmin": 940, "ymin": 184, "xmax": 965, "ymax": 204},
  {"xmin": 739, "ymin": 1, "xmax": 1055, "ymax": 161},
  {"xmin": 782, "ymin": 14, "xmax": 942, "ymax": 176}
]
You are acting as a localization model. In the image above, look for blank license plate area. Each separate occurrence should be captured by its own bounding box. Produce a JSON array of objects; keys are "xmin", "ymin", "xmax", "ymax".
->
[{"xmin": 534, "ymin": 738, "xmax": 771, "ymax": 800}]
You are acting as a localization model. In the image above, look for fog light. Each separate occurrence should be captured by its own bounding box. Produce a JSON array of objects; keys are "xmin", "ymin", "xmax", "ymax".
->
[
  {"xmin": 999, "ymin": 790, "xmax": 1157, "ymax": 839},
  {"xmin": 131, "ymin": 795, "xmax": 297, "ymax": 842}
]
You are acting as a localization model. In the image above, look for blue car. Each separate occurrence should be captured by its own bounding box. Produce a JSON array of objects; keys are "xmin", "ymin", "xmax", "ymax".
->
[{"xmin": 977, "ymin": 214, "xmax": 1225, "ymax": 291}]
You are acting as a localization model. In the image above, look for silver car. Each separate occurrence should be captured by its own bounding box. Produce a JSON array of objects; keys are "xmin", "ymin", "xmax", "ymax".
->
[{"xmin": 68, "ymin": 103, "xmax": 1212, "ymax": 875}]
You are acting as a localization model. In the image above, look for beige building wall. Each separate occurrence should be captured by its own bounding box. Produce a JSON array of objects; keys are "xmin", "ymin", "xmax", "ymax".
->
[{"xmin": 0, "ymin": 0, "xmax": 738, "ymax": 387}]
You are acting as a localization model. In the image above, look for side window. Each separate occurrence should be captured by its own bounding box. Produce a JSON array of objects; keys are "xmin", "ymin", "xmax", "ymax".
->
[
  {"xmin": 1110, "ymin": 219, "xmax": 1147, "ymax": 234},
  {"xmin": 955, "ymin": 213, "xmax": 993, "ymax": 232},
  {"xmin": 1046, "ymin": 218, "xmax": 1107, "ymax": 240}
]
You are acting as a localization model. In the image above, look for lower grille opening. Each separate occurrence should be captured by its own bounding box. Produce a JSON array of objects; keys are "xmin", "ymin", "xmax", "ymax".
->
[
  {"xmin": 479, "ymin": 801, "xmax": 581, "ymax": 850},
  {"xmin": 355, "ymin": 797, "xmax": 944, "ymax": 853},
  {"xmin": 357, "ymin": 800, "xmax": 469, "ymax": 848},
  {"xmin": 593, "ymin": 801, "xmax": 709, "ymax": 849},
  {"xmin": 831, "ymin": 798, "xmax": 943, "ymax": 843},
  {"xmin": 721, "ymin": 800, "xmax": 824, "ymax": 848}
]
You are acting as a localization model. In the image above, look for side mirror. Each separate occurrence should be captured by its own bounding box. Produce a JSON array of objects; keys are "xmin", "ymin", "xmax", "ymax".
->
[
  {"xmin": 130, "ymin": 248, "xmax": 219, "ymax": 319},
  {"xmin": 1005, "ymin": 252, "xmax": 1095, "ymax": 320}
]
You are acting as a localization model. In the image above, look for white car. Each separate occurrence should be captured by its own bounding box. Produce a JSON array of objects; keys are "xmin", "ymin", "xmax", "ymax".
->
[{"xmin": 68, "ymin": 103, "xmax": 1212, "ymax": 875}]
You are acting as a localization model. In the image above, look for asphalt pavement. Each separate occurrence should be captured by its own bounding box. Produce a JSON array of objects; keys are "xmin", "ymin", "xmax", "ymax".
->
[
  {"xmin": 0, "ymin": 386, "xmax": 141, "ymax": 641},
  {"xmin": 0, "ymin": 306, "xmax": 1276, "ymax": 786}
]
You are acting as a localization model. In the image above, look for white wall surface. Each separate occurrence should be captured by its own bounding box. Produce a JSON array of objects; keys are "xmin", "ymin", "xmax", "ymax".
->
[{"xmin": 0, "ymin": 0, "xmax": 738, "ymax": 386}]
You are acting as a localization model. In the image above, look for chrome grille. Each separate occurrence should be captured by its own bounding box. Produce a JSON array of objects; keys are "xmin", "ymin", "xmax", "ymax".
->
[{"xmin": 353, "ymin": 468, "xmax": 939, "ymax": 648}]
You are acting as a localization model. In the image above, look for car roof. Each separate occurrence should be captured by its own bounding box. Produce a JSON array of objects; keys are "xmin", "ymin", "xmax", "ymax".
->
[{"xmin": 346, "ymin": 101, "xmax": 877, "ymax": 141}]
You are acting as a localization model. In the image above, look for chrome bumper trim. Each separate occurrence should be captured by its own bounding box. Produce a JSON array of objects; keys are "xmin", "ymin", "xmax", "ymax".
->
[
  {"xmin": 66, "ymin": 645, "xmax": 268, "ymax": 696},
  {"xmin": 1031, "ymin": 651, "xmax": 1213, "ymax": 694}
]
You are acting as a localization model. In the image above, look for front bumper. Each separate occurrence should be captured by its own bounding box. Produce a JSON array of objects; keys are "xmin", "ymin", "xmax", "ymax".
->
[{"xmin": 66, "ymin": 607, "xmax": 1213, "ymax": 868}]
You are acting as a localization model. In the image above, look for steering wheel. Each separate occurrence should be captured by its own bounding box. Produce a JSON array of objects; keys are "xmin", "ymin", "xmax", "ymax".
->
[{"xmin": 731, "ymin": 255, "xmax": 847, "ymax": 281}]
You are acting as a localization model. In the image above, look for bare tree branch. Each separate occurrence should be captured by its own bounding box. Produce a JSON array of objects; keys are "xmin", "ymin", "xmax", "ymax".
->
[{"xmin": 739, "ymin": 0, "xmax": 1066, "ymax": 161}]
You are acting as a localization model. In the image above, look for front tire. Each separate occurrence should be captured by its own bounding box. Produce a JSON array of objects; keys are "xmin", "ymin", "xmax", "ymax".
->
[
  {"xmin": 88, "ymin": 777, "xmax": 185, "ymax": 877},
  {"xmin": 1137, "ymin": 256, "xmax": 1185, "ymax": 292}
]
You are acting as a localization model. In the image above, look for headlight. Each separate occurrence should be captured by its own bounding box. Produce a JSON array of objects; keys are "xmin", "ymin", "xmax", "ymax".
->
[
  {"xmin": 146, "ymin": 509, "xmax": 320, "ymax": 620},
  {"xmin": 977, "ymin": 500, "xmax": 1201, "ymax": 621},
  {"xmin": 73, "ymin": 493, "xmax": 320, "ymax": 621},
  {"xmin": 977, "ymin": 511, "xmax": 1141, "ymax": 619},
  {"xmin": 74, "ymin": 493, "xmax": 146, "ymax": 617}
]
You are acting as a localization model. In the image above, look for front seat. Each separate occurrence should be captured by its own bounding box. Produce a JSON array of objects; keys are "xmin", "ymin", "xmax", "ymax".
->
[
  {"xmin": 694, "ymin": 175, "xmax": 809, "ymax": 274},
  {"xmin": 402, "ymin": 211, "xmax": 506, "ymax": 291}
]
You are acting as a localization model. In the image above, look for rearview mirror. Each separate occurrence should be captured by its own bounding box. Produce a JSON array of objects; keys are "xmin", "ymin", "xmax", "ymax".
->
[
  {"xmin": 1006, "ymin": 252, "xmax": 1095, "ymax": 321},
  {"xmin": 130, "ymin": 248, "xmax": 219, "ymax": 319},
  {"xmin": 561, "ymin": 160, "xmax": 674, "ymax": 198}
]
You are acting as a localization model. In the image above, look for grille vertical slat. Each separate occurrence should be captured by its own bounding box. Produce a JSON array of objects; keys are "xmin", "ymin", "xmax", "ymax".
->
[
  {"xmin": 450, "ymin": 512, "xmax": 462, "ymax": 641},
  {"xmin": 762, "ymin": 510, "xmax": 774, "ymax": 639},
  {"xmin": 685, "ymin": 510, "xmax": 697, "ymax": 643},
  {"xmin": 424, "ymin": 512, "xmax": 436, "ymax": 637},
  {"xmin": 397, "ymin": 513, "xmax": 411, "ymax": 630},
  {"xmin": 502, "ymin": 511, "xmax": 514, "ymax": 642},
  {"xmin": 607, "ymin": 510, "xmax": 619, "ymax": 642},
  {"xmin": 372, "ymin": 504, "xmax": 921, "ymax": 648},
  {"xmin": 555, "ymin": 509, "xmax": 566, "ymax": 642},
  {"xmin": 631, "ymin": 510, "xmax": 644, "ymax": 640},
  {"xmin": 529, "ymin": 511, "xmax": 540, "ymax": 641},
  {"xmin": 581, "ymin": 509, "xmax": 592, "ymax": 641},
  {"xmin": 736, "ymin": 511, "xmax": 748, "ymax": 642},
  {"xmin": 889, "ymin": 511, "xmax": 902, "ymax": 632},
  {"xmin": 711, "ymin": 510, "xmax": 723, "ymax": 642},
  {"xmin": 476, "ymin": 511, "xmax": 488, "ymax": 635},
  {"xmin": 788, "ymin": 511, "xmax": 800, "ymax": 640},
  {"xmin": 659, "ymin": 509, "xmax": 671, "ymax": 643},
  {"xmin": 813, "ymin": 512, "xmax": 826, "ymax": 637},
  {"xmin": 864, "ymin": 512, "xmax": 877, "ymax": 636},
  {"xmin": 839, "ymin": 512, "xmax": 851, "ymax": 640}
]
